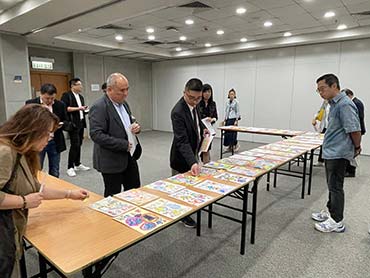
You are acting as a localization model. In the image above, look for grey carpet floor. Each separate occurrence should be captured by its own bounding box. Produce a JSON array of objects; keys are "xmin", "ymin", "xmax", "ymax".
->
[{"xmin": 25, "ymin": 131, "xmax": 370, "ymax": 278}]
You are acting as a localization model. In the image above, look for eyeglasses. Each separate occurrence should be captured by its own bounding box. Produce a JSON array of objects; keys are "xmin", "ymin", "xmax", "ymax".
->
[
  {"xmin": 185, "ymin": 91, "xmax": 202, "ymax": 102},
  {"xmin": 316, "ymin": 85, "xmax": 329, "ymax": 93}
]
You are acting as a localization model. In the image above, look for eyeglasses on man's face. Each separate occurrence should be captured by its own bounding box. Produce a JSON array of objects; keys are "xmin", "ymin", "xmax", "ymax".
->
[
  {"xmin": 316, "ymin": 85, "xmax": 330, "ymax": 93},
  {"xmin": 185, "ymin": 91, "xmax": 202, "ymax": 102}
]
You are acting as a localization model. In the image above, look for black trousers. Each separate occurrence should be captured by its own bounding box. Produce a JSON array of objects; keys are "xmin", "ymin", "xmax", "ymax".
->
[
  {"xmin": 67, "ymin": 124, "xmax": 85, "ymax": 169},
  {"xmin": 325, "ymin": 159, "xmax": 348, "ymax": 222},
  {"xmin": 102, "ymin": 157, "xmax": 141, "ymax": 197},
  {"xmin": 223, "ymin": 118, "xmax": 238, "ymax": 147}
]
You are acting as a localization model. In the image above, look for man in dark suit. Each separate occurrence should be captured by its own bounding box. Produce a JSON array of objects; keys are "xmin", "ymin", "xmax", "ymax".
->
[
  {"xmin": 89, "ymin": 73, "xmax": 142, "ymax": 197},
  {"xmin": 61, "ymin": 78, "xmax": 90, "ymax": 177},
  {"xmin": 26, "ymin": 83, "xmax": 68, "ymax": 177},
  {"xmin": 344, "ymin": 88, "xmax": 366, "ymax": 177},
  {"xmin": 170, "ymin": 78, "xmax": 209, "ymax": 228}
]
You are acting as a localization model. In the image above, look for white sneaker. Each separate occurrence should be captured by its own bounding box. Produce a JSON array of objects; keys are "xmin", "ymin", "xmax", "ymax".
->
[
  {"xmin": 66, "ymin": 168, "xmax": 76, "ymax": 177},
  {"xmin": 311, "ymin": 210, "xmax": 330, "ymax": 222},
  {"xmin": 315, "ymin": 217, "xmax": 345, "ymax": 233},
  {"xmin": 234, "ymin": 144, "xmax": 240, "ymax": 152},
  {"xmin": 74, "ymin": 164, "xmax": 90, "ymax": 171}
]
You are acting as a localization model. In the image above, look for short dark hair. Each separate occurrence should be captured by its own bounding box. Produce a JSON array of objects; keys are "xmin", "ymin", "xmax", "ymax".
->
[
  {"xmin": 40, "ymin": 83, "xmax": 57, "ymax": 95},
  {"xmin": 228, "ymin": 88, "xmax": 236, "ymax": 98},
  {"xmin": 185, "ymin": 78, "xmax": 203, "ymax": 92},
  {"xmin": 69, "ymin": 78, "xmax": 81, "ymax": 88},
  {"xmin": 202, "ymin": 83, "xmax": 214, "ymax": 102},
  {"xmin": 344, "ymin": 88, "xmax": 354, "ymax": 96},
  {"xmin": 316, "ymin": 74, "xmax": 340, "ymax": 90},
  {"xmin": 102, "ymin": 82, "xmax": 107, "ymax": 91}
]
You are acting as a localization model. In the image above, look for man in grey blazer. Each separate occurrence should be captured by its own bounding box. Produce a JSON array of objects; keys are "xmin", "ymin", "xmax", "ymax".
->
[{"xmin": 89, "ymin": 73, "xmax": 142, "ymax": 197}]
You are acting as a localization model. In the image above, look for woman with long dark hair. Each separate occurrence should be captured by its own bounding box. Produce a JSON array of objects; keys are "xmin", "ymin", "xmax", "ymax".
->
[
  {"xmin": 0, "ymin": 104, "xmax": 88, "ymax": 278},
  {"xmin": 198, "ymin": 84, "xmax": 218, "ymax": 163}
]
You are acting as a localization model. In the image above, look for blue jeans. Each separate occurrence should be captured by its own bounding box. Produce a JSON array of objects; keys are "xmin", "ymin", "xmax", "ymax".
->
[{"xmin": 40, "ymin": 140, "xmax": 61, "ymax": 177}]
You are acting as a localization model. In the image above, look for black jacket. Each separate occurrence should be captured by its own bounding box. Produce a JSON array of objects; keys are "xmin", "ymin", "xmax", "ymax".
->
[
  {"xmin": 170, "ymin": 97, "xmax": 205, "ymax": 173},
  {"xmin": 89, "ymin": 94, "xmax": 142, "ymax": 174},
  {"xmin": 25, "ymin": 97, "xmax": 68, "ymax": 153},
  {"xmin": 353, "ymin": 97, "xmax": 366, "ymax": 135},
  {"xmin": 61, "ymin": 91, "xmax": 87, "ymax": 129}
]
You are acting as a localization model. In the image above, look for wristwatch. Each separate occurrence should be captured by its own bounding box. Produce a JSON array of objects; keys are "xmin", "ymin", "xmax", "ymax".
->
[{"xmin": 355, "ymin": 145, "xmax": 361, "ymax": 150}]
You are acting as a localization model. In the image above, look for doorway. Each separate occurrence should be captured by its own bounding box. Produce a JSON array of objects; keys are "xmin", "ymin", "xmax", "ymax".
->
[{"xmin": 30, "ymin": 71, "xmax": 71, "ymax": 100}]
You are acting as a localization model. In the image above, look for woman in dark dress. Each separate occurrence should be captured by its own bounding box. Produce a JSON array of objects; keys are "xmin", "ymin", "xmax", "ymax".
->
[{"xmin": 198, "ymin": 84, "xmax": 218, "ymax": 163}]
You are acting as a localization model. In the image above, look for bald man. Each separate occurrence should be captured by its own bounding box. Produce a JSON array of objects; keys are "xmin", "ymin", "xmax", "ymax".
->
[{"xmin": 89, "ymin": 73, "xmax": 142, "ymax": 196}]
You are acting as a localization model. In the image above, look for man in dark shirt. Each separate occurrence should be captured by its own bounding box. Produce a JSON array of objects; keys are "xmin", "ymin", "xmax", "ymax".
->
[{"xmin": 344, "ymin": 89, "xmax": 366, "ymax": 177}]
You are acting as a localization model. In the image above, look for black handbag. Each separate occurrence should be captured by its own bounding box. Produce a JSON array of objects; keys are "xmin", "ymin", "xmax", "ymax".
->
[{"xmin": 0, "ymin": 153, "xmax": 22, "ymax": 278}]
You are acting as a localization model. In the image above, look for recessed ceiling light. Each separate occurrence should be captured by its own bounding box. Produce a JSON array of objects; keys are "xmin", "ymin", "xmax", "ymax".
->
[
  {"xmin": 264, "ymin": 21, "xmax": 273, "ymax": 27},
  {"xmin": 176, "ymin": 47, "xmax": 182, "ymax": 52},
  {"xmin": 146, "ymin": 27, "xmax": 154, "ymax": 33},
  {"xmin": 236, "ymin": 7, "xmax": 246, "ymax": 14},
  {"xmin": 324, "ymin": 11, "xmax": 335, "ymax": 18},
  {"xmin": 216, "ymin": 30, "xmax": 224, "ymax": 35},
  {"xmin": 148, "ymin": 35, "xmax": 155, "ymax": 40},
  {"xmin": 78, "ymin": 28, "xmax": 82, "ymax": 32},
  {"xmin": 240, "ymin": 37, "xmax": 247, "ymax": 42},
  {"xmin": 185, "ymin": 19, "xmax": 194, "ymax": 25},
  {"xmin": 284, "ymin": 32, "xmax": 292, "ymax": 37},
  {"xmin": 205, "ymin": 43, "xmax": 211, "ymax": 47},
  {"xmin": 337, "ymin": 24, "xmax": 347, "ymax": 30},
  {"xmin": 115, "ymin": 34, "xmax": 123, "ymax": 41},
  {"xmin": 179, "ymin": 36, "xmax": 187, "ymax": 41}
]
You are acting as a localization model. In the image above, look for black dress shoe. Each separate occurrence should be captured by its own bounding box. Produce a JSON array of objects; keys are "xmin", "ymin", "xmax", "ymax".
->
[
  {"xmin": 345, "ymin": 172, "xmax": 355, "ymax": 178},
  {"xmin": 181, "ymin": 216, "xmax": 196, "ymax": 228}
]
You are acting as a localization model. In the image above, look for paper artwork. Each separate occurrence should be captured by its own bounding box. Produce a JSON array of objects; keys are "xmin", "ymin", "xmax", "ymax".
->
[
  {"xmin": 169, "ymin": 188, "xmax": 214, "ymax": 206},
  {"xmin": 194, "ymin": 180, "xmax": 236, "ymax": 195},
  {"xmin": 205, "ymin": 161, "xmax": 234, "ymax": 170},
  {"xmin": 143, "ymin": 198, "xmax": 192, "ymax": 219},
  {"xmin": 228, "ymin": 166, "xmax": 264, "ymax": 177},
  {"xmin": 213, "ymin": 172, "xmax": 253, "ymax": 185},
  {"xmin": 145, "ymin": 180, "xmax": 185, "ymax": 194},
  {"xmin": 114, "ymin": 207, "xmax": 168, "ymax": 234},
  {"xmin": 167, "ymin": 173, "xmax": 204, "ymax": 186},
  {"xmin": 114, "ymin": 189, "xmax": 159, "ymax": 206},
  {"xmin": 90, "ymin": 196, "xmax": 136, "ymax": 217}
]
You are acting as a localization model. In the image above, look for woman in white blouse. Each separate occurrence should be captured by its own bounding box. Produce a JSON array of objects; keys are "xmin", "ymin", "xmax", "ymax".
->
[{"xmin": 223, "ymin": 89, "xmax": 240, "ymax": 151}]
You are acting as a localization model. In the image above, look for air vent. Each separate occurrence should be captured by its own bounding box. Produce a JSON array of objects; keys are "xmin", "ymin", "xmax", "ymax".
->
[
  {"xmin": 351, "ymin": 11, "xmax": 370, "ymax": 16},
  {"xmin": 97, "ymin": 24, "xmax": 132, "ymax": 31},
  {"xmin": 179, "ymin": 1, "xmax": 211, "ymax": 8},
  {"xmin": 143, "ymin": 41, "xmax": 163, "ymax": 46}
]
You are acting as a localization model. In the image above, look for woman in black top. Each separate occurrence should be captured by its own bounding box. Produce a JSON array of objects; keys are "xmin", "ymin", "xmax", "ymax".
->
[{"xmin": 198, "ymin": 84, "xmax": 218, "ymax": 163}]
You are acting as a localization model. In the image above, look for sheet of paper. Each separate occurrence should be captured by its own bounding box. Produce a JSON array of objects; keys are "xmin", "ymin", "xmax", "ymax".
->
[
  {"xmin": 201, "ymin": 118, "xmax": 216, "ymax": 135},
  {"xmin": 127, "ymin": 125, "xmax": 137, "ymax": 156},
  {"xmin": 198, "ymin": 134, "xmax": 214, "ymax": 155},
  {"xmin": 143, "ymin": 198, "xmax": 192, "ymax": 219},
  {"xmin": 169, "ymin": 188, "xmax": 214, "ymax": 206}
]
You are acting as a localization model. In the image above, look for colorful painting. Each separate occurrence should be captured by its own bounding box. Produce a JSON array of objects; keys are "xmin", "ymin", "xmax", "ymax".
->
[
  {"xmin": 213, "ymin": 172, "xmax": 253, "ymax": 185},
  {"xmin": 230, "ymin": 154, "xmax": 258, "ymax": 161},
  {"xmin": 143, "ymin": 198, "xmax": 192, "ymax": 219},
  {"xmin": 145, "ymin": 180, "xmax": 185, "ymax": 194},
  {"xmin": 90, "ymin": 197, "xmax": 136, "ymax": 217},
  {"xmin": 205, "ymin": 161, "xmax": 234, "ymax": 170},
  {"xmin": 169, "ymin": 188, "xmax": 214, "ymax": 206},
  {"xmin": 167, "ymin": 173, "xmax": 204, "ymax": 186},
  {"xmin": 199, "ymin": 167, "xmax": 219, "ymax": 177},
  {"xmin": 114, "ymin": 207, "xmax": 168, "ymax": 235},
  {"xmin": 114, "ymin": 189, "xmax": 159, "ymax": 206},
  {"xmin": 218, "ymin": 157, "xmax": 248, "ymax": 166},
  {"xmin": 194, "ymin": 180, "xmax": 236, "ymax": 195},
  {"xmin": 228, "ymin": 166, "xmax": 265, "ymax": 177}
]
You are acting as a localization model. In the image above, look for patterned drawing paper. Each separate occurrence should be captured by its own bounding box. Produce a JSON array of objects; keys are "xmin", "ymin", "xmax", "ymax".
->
[
  {"xmin": 167, "ymin": 173, "xmax": 204, "ymax": 186},
  {"xmin": 218, "ymin": 157, "xmax": 248, "ymax": 166},
  {"xmin": 252, "ymin": 159, "xmax": 279, "ymax": 170},
  {"xmin": 214, "ymin": 172, "xmax": 253, "ymax": 185},
  {"xmin": 90, "ymin": 197, "xmax": 136, "ymax": 217},
  {"xmin": 228, "ymin": 166, "xmax": 265, "ymax": 177},
  {"xmin": 254, "ymin": 148, "xmax": 296, "ymax": 158},
  {"xmin": 169, "ymin": 188, "xmax": 214, "ymax": 206},
  {"xmin": 239, "ymin": 150, "xmax": 265, "ymax": 157},
  {"xmin": 145, "ymin": 180, "xmax": 185, "ymax": 194},
  {"xmin": 194, "ymin": 180, "xmax": 236, "ymax": 195},
  {"xmin": 205, "ymin": 161, "xmax": 234, "ymax": 170},
  {"xmin": 230, "ymin": 154, "xmax": 258, "ymax": 161},
  {"xmin": 262, "ymin": 154, "xmax": 288, "ymax": 162},
  {"xmin": 143, "ymin": 198, "xmax": 192, "ymax": 219},
  {"xmin": 114, "ymin": 189, "xmax": 159, "ymax": 206},
  {"xmin": 199, "ymin": 167, "xmax": 219, "ymax": 177},
  {"xmin": 114, "ymin": 207, "xmax": 168, "ymax": 235}
]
